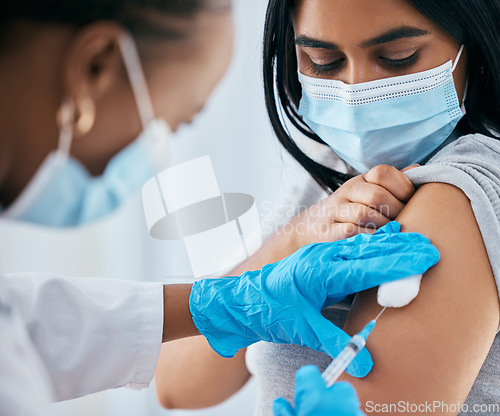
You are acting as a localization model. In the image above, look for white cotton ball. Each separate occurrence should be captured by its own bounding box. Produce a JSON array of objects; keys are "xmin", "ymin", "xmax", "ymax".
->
[{"xmin": 377, "ymin": 275, "xmax": 423, "ymax": 308}]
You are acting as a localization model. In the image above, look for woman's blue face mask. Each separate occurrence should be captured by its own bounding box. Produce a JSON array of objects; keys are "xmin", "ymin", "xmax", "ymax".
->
[{"xmin": 298, "ymin": 45, "xmax": 466, "ymax": 173}]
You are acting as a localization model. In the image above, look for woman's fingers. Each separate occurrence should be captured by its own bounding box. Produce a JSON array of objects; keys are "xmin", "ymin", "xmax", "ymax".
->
[
  {"xmin": 328, "ymin": 202, "xmax": 391, "ymax": 229},
  {"xmin": 363, "ymin": 164, "xmax": 415, "ymax": 202},
  {"xmin": 333, "ymin": 223, "xmax": 377, "ymax": 237},
  {"xmin": 342, "ymin": 181, "xmax": 406, "ymax": 220},
  {"xmin": 289, "ymin": 164, "xmax": 415, "ymax": 245},
  {"xmin": 401, "ymin": 163, "xmax": 421, "ymax": 173},
  {"xmin": 301, "ymin": 221, "xmax": 377, "ymax": 244},
  {"xmin": 318, "ymin": 198, "xmax": 392, "ymax": 228}
]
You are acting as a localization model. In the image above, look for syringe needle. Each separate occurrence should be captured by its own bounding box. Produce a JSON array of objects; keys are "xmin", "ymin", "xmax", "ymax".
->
[{"xmin": 374, "ymin": 306, "xmax": 387, "ymax": 322}]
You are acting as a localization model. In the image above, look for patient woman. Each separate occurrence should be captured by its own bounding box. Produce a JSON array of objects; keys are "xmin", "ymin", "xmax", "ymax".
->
[{"xmin": 155, "ymin": 0, "xmax": 500, "ymax": 414}]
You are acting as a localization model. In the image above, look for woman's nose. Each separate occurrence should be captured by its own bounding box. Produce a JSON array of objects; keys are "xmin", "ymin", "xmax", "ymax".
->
[{"xmin": 339, "ymin": 58, "xmax": 376, "ymax": 85}]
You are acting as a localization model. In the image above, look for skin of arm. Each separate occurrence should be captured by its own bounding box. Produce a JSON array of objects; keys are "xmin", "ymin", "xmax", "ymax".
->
[
  {"xmin": 162, "ymin": 284, "xmax": 198, "ymax": 343},
  {"xmin": 155, "ymin": 165, "xmax": 414, "ymax": 409},
  {"xmin": 339, "ymin": 183, "xmax": 500, "ymax": 415},
  {"xmin": 155, "ymin": 230, "xmax": 298, "ymax": 409}
]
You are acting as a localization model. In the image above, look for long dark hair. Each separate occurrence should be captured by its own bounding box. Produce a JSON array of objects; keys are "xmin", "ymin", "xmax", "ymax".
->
[
  {"xmin": 0, "ymin": 0, "xmax": 231, "ymax": 51},
  {"xmin": 263, "ymin": 0, "xmax": 500, "ymax": 193}
]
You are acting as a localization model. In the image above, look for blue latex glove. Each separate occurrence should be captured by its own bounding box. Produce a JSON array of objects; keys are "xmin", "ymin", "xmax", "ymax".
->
[
  {"xmin": 189, "ymin": 221, "xmax": 439, "ymax": 377},
  {"xmin": 273, "ymin": 366, "xmax": 365, "ymax": 416}
]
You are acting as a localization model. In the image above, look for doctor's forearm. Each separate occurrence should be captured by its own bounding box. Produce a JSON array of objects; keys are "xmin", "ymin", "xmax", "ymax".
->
[
  {"xmin": 160, "ymin": 223, "xmax": 320, "ymax": 343},
  {"xmin": 162, "ymin": 284, "xmax": 199, "ymax": 343},
  {"xmin": 160, "ymin": 231, "xmax": 295, "ymax": 343}
]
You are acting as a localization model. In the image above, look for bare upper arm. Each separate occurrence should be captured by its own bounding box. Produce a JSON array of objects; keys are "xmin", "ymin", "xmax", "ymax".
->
[
  {"xmin": 153, "ymin": 224, "xmax": 303, "ymax": 410},
  {"xmin": 339, "ymin": 183, "xmax": 500, "ymax": 414},
  {"xmin": 155, "ymin": 337, "xmax": 250, "ymax": 409}
]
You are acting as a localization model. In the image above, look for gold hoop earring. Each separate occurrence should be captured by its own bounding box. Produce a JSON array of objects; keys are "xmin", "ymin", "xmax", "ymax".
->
[{"xmin": 75, "ymin": 98, "xmax": 96, "ymax": 135}]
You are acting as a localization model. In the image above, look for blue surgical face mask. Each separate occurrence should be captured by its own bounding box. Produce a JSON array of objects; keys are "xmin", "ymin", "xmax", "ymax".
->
[
  {"xmin": 298, "ymin": 45, "xmax": 466, "ymax": 173},
  {"xmin": 3, "ymin": 34, "xmax": 171, "ymax": 227}
]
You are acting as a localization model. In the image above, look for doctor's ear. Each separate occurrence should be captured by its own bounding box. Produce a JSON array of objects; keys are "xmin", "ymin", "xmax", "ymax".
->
[{"xmin": 62, "ymin": 23, "xmax": 131, "ymax": 136}]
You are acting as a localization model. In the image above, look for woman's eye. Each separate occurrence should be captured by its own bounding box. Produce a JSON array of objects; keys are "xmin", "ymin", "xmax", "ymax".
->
[
  {"xmin": 305, "ymin": 50, "xmax": 420, "ymax": 76},
  {"xmin": 307, "ymin": 59, "xmax": 344, "ymax": 76},
  {"xmin": 379, "ymin": 51, "xmax": 419, "ymax": 68}
]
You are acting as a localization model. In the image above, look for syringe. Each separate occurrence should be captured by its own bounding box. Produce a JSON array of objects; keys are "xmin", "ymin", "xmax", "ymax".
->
[{"xmin": 321, "ymin": 307, "xmax": 386, "ymax": 387}]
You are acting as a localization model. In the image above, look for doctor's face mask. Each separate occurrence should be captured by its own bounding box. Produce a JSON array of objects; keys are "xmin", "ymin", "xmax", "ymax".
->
[
  {"xmin": 3, "ymin": 34, "xmax": 171, "ymax": 227},
  {"xmin": 298, "ymin": 45, "xmax": 466, "ymax": 173}
]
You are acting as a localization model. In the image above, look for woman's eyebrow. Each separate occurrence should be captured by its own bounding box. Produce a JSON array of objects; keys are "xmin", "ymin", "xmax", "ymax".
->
[
  {"xmin": 295, "ymin": 36, "xmax": 339, "ymax": 50},
  {"xmin": 361, "ymin": 26, "xmax": 430, "ymax": 47},
  {"xmin": 295, "ymin": 26, "xmax": 429, "ymax": 50}
]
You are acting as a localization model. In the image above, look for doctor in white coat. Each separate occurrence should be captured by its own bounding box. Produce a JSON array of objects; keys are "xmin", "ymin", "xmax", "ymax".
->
[{"xmin": 0, "ymin": 1, "xmax": 440, "ymax": 415}]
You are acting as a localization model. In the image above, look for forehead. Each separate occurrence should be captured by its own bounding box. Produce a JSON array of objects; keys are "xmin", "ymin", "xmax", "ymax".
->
[{"xmin": 294, "ymin": 0, "xmax": 437, "ymax": 43}]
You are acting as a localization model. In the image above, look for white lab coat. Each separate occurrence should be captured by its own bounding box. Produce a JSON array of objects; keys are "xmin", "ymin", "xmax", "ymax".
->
[{"xmin": 0, "ymin": 273, "xmax": 164, "ymax": 415}]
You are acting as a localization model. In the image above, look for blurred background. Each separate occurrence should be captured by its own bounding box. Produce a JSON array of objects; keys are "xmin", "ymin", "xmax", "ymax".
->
[{"xmin": 0, "ymin": 0, "xmax": 305, "ymax": 415}]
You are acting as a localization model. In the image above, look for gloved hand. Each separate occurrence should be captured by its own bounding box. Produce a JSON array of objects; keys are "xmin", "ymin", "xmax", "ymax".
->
[
  {"xmin": 273, "ymin": 366, "xmax": 365, "ymax": 416},
  {"xmin": 189, "ymin": 221, "xmax": 439, "ymax": 376}
]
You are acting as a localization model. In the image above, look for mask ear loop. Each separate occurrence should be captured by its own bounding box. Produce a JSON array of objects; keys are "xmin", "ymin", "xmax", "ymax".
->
[
  {"xmin": 117, "ymin": 33, "xmax": 156, "ymax": 130},
  {"xmin": 461, "ymin": 77, "xmax": 468, "ymax": 113},
  {"xmin": 452, "ymin": 44, "xmax": 465, "ymax": 72},
  {"xmin": 451, "ymin": 45, "xmax": 467, "ymax": 113},
  {"xmin": 56, "ymin": 100, "xmax": 76, "ymax": 160},
  {"xmin": 118, "ymin": 32, "xmax": 172, "ymax": 173}
]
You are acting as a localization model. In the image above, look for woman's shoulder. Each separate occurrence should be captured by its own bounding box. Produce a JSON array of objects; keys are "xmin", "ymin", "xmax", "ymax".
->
[
  {"xmin": 405, "ymin": 132, "xmax": 500, "ymax": 311},
  {"xmin": 407, "ymin": 132, "xmax": 500, "ymax": 191},
  {"xmin": 428, "ymin": 132, "xmax": 500, "ymax": 166}
]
